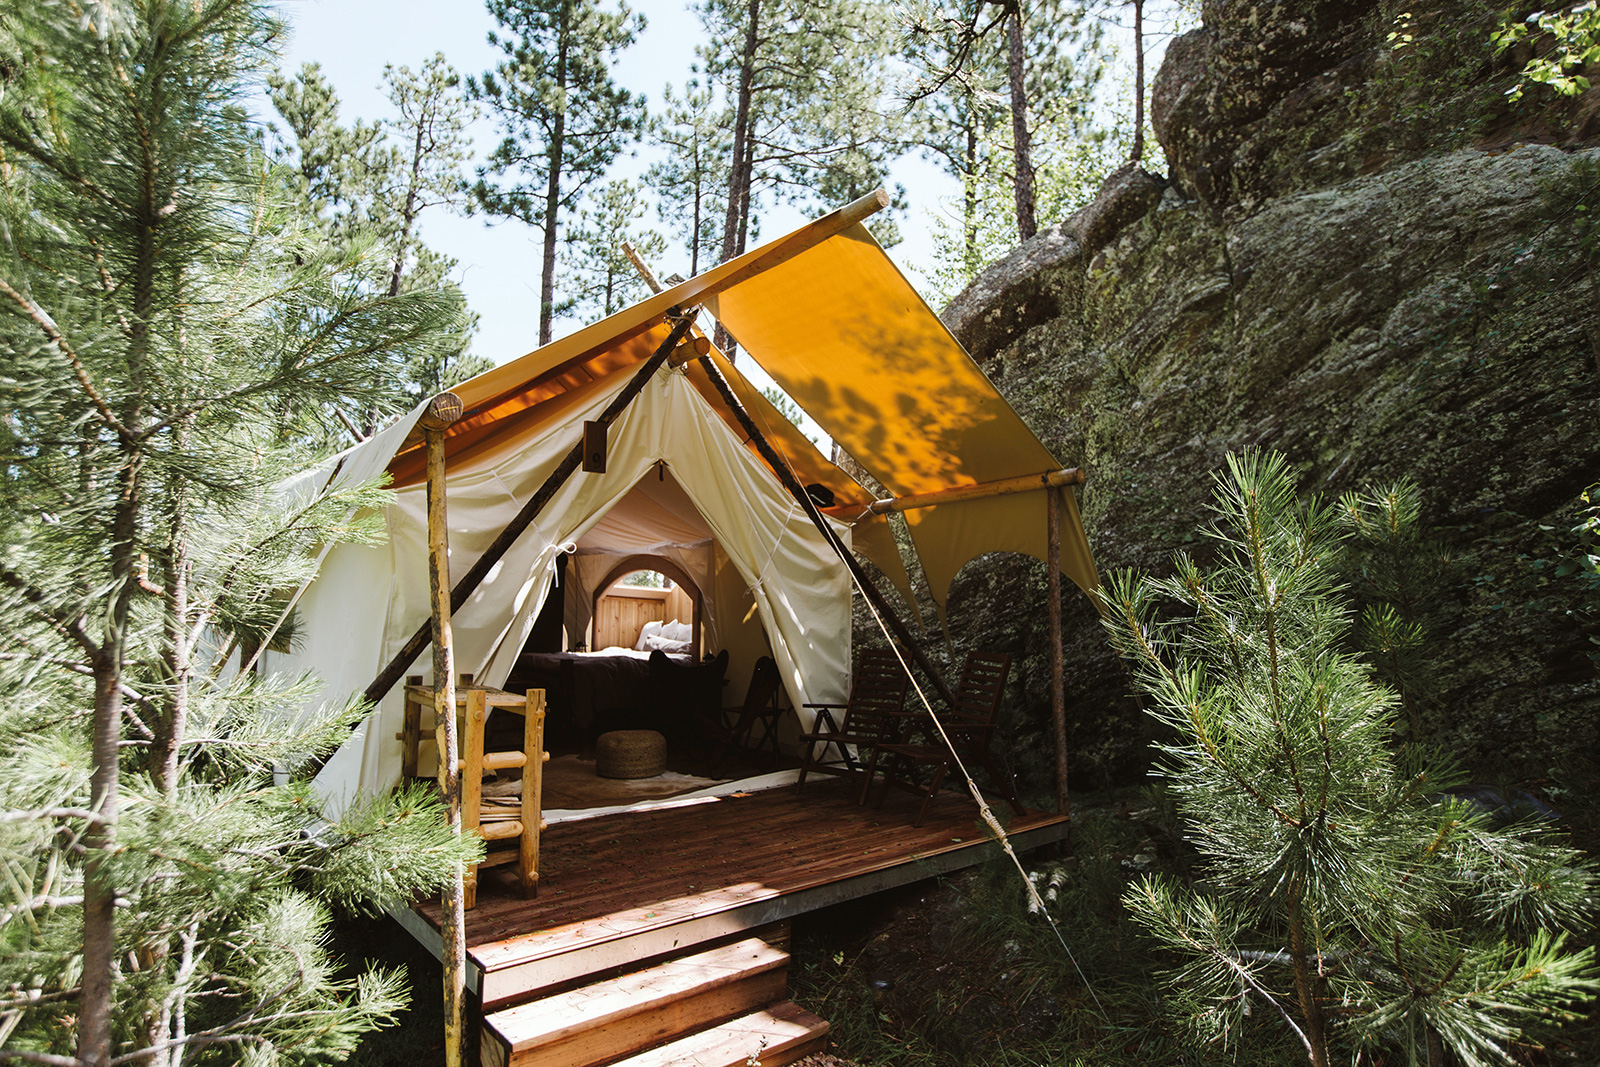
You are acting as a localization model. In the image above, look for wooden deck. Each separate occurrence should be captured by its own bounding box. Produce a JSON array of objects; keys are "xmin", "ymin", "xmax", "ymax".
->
[{"xmin": 398, "ymin": 776, "xmax": 1070, "ymax": 1009}]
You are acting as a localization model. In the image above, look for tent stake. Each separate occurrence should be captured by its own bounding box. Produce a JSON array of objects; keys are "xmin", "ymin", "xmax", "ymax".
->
[
  {"xmin": 362, "ymin": 311, "xmax": 701, "ymax": 707},
  {"xmin": 1047, "ymin": 486, "xmax": 1070, "ymax": 830}
]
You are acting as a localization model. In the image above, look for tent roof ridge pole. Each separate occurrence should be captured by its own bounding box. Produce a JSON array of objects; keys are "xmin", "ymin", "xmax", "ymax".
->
[
  {"xmin": 695, "ymin": 358, "xmax": 960, "ymax": 712},
  {"xmin": 359, "ymin": 311, "xmax": 701, "ymax": 708}
]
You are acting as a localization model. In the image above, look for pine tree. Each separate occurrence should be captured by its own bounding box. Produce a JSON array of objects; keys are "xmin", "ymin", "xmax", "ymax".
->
[
  {"xmin": 0, "ymin": 3, "xmax": 476, "ymax": 1063},
  {"xmin": 567, "ymin": 178, "xmax": 667, "ymax": 319},
  {"xmin": 1100, "ymin": 451, "xmax": 1599, "ymax": 1067},
  {"xmin": 697, "ymin": 0, "xmax": 903, "ymax": 266},
  {"xmin": 268, "ymin": 59, "xmax": 488, "ymax": 434},
  {"xmin": 903, "ymin": 0, "xmax": 1106, "ymax": 261},
  {"xmin": 374, "ymin": 54, "xmax": 479, "ymax": 302},
  {"xmin": 469, "ymin": 0, "xmax": 647, "ymax": 346},
  {"xmin": 644, "ymin": 80, "xmax": 730, "ymax": 278},
  {"xmin": 267, "ymin": 62, "xmax": 386, "ymax": 234},
  {"xmin": 922, "ymin": 102, "xmax": 1122, "ymax": 302},
  {"xmin": 373, "ymin": 55, "xmax": 493, "ymax": 404},
  {"xmin": 902, "ymin": 0, "xmax": 1104, "ymax": 244}
]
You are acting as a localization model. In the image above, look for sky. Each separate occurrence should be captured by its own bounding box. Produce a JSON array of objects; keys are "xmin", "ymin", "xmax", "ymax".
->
[{"xmin": 265, "ymin": 0, "xmax": 1183, "ymax": 375}]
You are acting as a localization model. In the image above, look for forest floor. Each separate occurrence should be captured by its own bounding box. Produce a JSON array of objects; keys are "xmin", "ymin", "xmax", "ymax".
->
[{"xmin": 336, "ymin": 784, "xmax": 1600, "ymax": 1067}]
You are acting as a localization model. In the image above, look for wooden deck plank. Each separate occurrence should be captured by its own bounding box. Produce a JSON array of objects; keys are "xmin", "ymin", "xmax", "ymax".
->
[{"xmin": 406, "ymin": 777, "xmax": 1068, "ymax": 1003}]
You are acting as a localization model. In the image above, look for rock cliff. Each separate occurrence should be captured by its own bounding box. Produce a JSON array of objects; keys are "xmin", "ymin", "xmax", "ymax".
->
[{"xmin": 932, "ymin": 0, "xmax": 1600, "ymax": 790}]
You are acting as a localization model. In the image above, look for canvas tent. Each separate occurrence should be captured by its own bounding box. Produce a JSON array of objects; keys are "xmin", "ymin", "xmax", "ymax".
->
[{"xmin": 265, "ymin": 192, "xmax": 1100, "ymax": 812}]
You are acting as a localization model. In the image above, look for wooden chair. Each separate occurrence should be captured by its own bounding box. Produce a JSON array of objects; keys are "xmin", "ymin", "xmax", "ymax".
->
[
  {"xmin": 862, "ymin": 652, "xmax": 1024, "ymax": 826},
  {"xmin": 795, "ymin": 648, "xmax": 909, "ymax": 798},
  {"xmin": 401, "ymin": 678, "xmax": 547, "ymax": 909},
  {"xmin": 710, "ymin": 655, "xmax": 784, "ymax": 776}
]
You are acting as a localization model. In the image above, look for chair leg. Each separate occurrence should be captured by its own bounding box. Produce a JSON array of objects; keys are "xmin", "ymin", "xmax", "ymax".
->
[
  {"xmin": 870, "ymin": 750, "xmax": 905, "ymax": 810},
  {"xmin": 795, "ymin": 737, "xmax": 814, "ymax": 791},
  {"xmin": 981, "ymin": 752, "xmax": 1027, "ymax": 816},
  {"xmin": 914, "ymin": 762, "xmax": 950, "ymax": 827},
  {"xmin": 856, "ymin": 747, "xmax": 882, "ymax": 806}
]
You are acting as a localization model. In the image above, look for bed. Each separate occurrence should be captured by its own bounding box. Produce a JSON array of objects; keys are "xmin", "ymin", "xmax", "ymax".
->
[{"xmin": 505, "ymin": 647, "xmax": 704, "ymax": 744}]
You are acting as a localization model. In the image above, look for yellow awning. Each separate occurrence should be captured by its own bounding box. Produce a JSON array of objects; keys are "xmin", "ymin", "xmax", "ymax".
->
[{"xmin": 706, "ymin": 223, "xmax": 1058, "ymax": 496}]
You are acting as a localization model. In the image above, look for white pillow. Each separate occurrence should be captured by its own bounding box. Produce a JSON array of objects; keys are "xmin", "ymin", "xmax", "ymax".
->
[
  {"xmin": 643, "ymin": 634, "xmax": 693, "ymax": 655},
  {"xmin": 634, "ymin": 620, "xmax": 665, "ymax": 651},
  {"xmin": 663, "ymin": 620, "xmax": 693, "ymax": 644}
]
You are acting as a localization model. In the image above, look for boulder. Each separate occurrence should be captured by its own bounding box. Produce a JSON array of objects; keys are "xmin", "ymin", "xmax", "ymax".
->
[{"xmin": 936, "ymin": 142, "xmax": 1600, "ymax": 789}]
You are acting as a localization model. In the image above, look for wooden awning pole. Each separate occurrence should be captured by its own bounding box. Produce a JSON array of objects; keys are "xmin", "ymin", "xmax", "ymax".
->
[
  {"xmin": 361, "ymin": 311, "xmax": 701, "ymax": 707},
  {"xmin": 866, "ymin": 467, "xmax": 1084, "ymax": 515},
  {"xmin": 422, "ymin": 415, "xmax": 466, "ymax": 1067},
  {"xmin": 1047, "ymin": 486, "xmax": 1069, "ymax": 825}
]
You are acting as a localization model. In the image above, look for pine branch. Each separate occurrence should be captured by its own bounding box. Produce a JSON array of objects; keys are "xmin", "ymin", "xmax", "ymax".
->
[
  {"xmin": 0, "ymin": 808, "xmax": 109, "ymax": 826},
  {"xmin": 0, "ymin": 278, "xmax": 135, "ymax": 444},
  {"xmin": 0, "ymin": 567, "xmax": 102, "ymax": 662},
  {"xmin": 0, "ymin": 1050, "xmax": 85, "ymax": 1066}
]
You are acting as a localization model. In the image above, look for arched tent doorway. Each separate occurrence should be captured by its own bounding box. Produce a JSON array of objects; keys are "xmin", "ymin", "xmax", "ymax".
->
[{"xmin": 587, "ymin": 555, "xmax": 703, "ymax": 655}]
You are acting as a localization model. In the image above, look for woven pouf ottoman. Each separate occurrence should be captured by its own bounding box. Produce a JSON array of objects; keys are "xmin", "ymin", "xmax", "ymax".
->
[{"xmin": 595, "ymin": 729, "xmax": 667, "ymax": 779}]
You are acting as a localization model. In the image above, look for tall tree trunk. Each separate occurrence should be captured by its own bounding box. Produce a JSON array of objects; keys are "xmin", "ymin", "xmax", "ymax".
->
[
  {"xmin": 540, "ymin": 1, "xmax": 572, "ymax": 348},
  {"xmin": 81, "ymin": 452, "xmax": 141, "ymax": 1067},
  {"xmin": 388, "ymin": 118, "xmax": 428, "ymax": 300},
  {"xmin": 1130, "ymin": 0, "xmax": 1145, "ymax": 163},
  {"xmin": 690, "ymin": 168, "xmax": 703, "ymax": 276},
  {"xmin": 81, "ymin": 139, "xmax": 160, "ymax": 1059},
  {"xmin": 719, "ymin": 0, "xmax": 760, "ymax": 267},
  {"xmin": 1005, "ymin": 0, "xmax": 1036, "ymax": 241},
  {"xmin": 737, "ymin": 133, "xmax": 754, "ymax": 257},
  {"xmin": 715, "ymin": 0, "xmax": 760, "ymax": 359}
]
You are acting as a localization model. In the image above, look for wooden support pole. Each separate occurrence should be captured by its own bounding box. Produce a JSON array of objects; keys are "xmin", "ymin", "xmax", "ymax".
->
[
  {"xmin": 361, "ymin": 311, "xmax": 701, "ymax": 707},
  {"xmin": 621, "ymin": 241, "xmax": 662, "ymax": 292},
  {"xmin": 425, "ymin": 426, "xmax": 467, "ymax": 1067},
  {"xmin": 667, "ymin": 335, "xmax": 713, "ymax": 367},
  {"xmin": 520, "ymin": 688, "xmax": 547, "ymax": 898},
  {"xmin": 1047, "ymin": 486, "xmax": 1069, "ymax": 825},
  {"xmin": 404, "ymin": 390, "xmax": 466, "ymax": 450},
  {"xmin": 866, "ymin": 467, "xmax": 1085, "ymax": 515}
]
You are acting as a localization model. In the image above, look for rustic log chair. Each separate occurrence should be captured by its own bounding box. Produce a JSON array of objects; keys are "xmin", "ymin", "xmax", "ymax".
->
[
  {"xmin": 862, "ymin": 651, "xmax": 1024, "ymax": 826},
  {"xmin": 795, "ymin": 648, "xmax": 910, "ymax": 800},
  {"xmin": 709, "ymin": 654, "xmax": 784, "ymax": 776},
  {"xmin": 400, "ymin": 678, "xmax": 547, "ymax": 908}
]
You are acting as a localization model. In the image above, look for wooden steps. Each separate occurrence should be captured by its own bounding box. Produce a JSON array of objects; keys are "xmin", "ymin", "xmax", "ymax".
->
[{"xmin": 481, "ymin": 937, "xmax": 827, "ymax": 1067}]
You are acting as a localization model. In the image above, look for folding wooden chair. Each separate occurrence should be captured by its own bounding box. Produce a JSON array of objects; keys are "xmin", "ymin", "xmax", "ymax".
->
[
  {"xmin": 710, "ymin": 655, "xmax": 784, "ymax": 775},
  {"xmin": 795, "ymin": 648, "xmax": 909, "ymax": 799},
  {"xmin": 863, "ymin": 651, "xmax": 1024, "ymax": 826}
]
